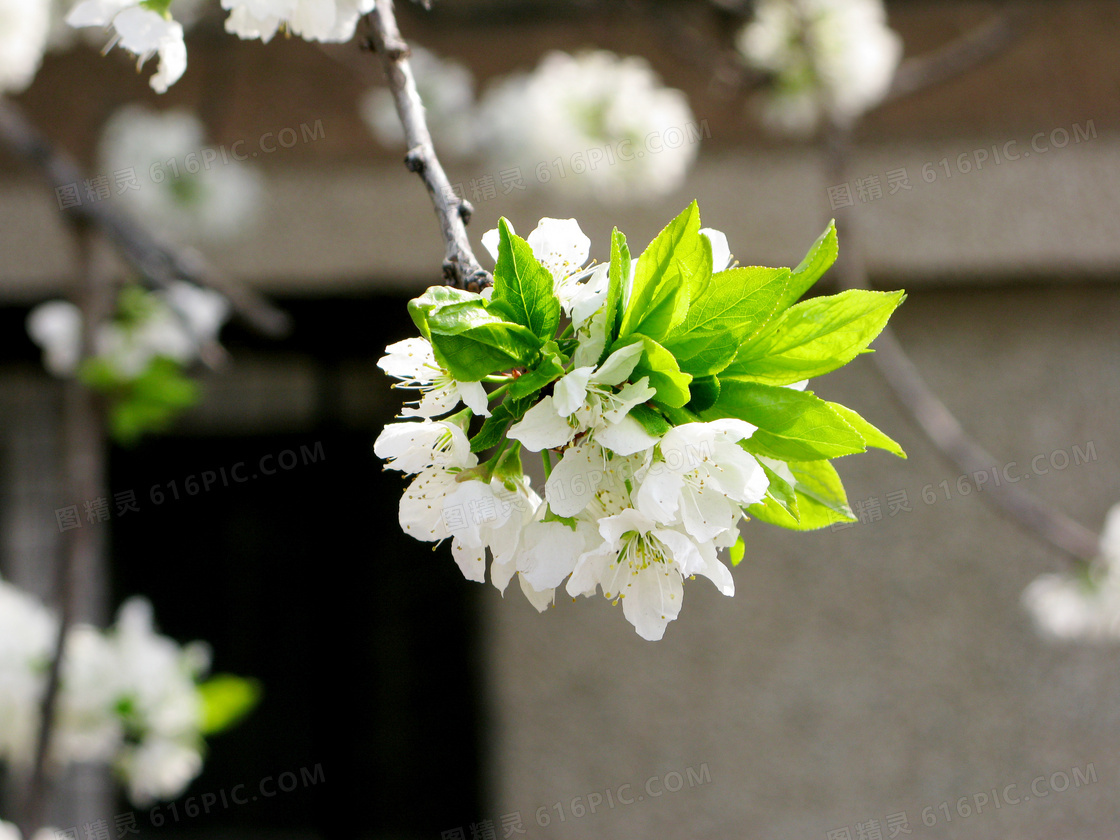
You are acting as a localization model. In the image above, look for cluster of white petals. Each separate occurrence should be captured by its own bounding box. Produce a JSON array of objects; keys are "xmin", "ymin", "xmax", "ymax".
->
[
  {"xmin": 26, "ymin": 281, "xmax": 229, "ymax": 378},
  {"xmin": 0, "ymin": 0, "xmax": 51, "ymax": 94},
  {"xmin": 0, "ymin": 579, "xmax": 211, "ymax": 805},
  {"xmin": 1022, "ymin": 503, "xmax": 1120, "ymax": 641},
  {"xmin": 99, "ymin": 106, "xmax": 263, "ymax": 243},
  {"xmin": 221, "ymin": 0, "xmax": 374, "ymax": 43},
  {"xmin": 66, "ymin": 0, "xmax": 187, "ymax": 93},
  {"xmin": 737, "ymin": 0, "xmax": 902, "ymax": 134},
  {"xmin": 377, "ymin": 218, "xmax": 767, "ymax": 640},
  {"xmin": 474, "ymin": 51, "xmax": 698, "ymax": 202}
]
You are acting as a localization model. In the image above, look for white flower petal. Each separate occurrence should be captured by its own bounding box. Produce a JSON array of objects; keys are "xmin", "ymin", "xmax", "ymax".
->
[
  {"xmin": 507, "ymin": 397, "xmax": 574, "ymax": 452},
  {"xmin": 553, "ymin": 367, "xmax": 594, "ymax": 417},
  {"xmin": 458, "ymin": 380, "xmax": 491, "ymax": 418},
  {"xmin": 546, "ymin": 443, "xmax": 605, "ymax": 517},
  {"xmin": 596, "ymin": 415, "xmax": 658, "ymax": 456},
  {"xmin": 701, "ymin": 227, "xmax": 732, "ymax": 272},
  {"xmin": 451, "ymin": 538, "xmax": 487, "ymax": 583},
  {"xmin": 592, "ymin": 341, "xmax": 644, "ymax": 387},
  {"xmin": 526, "ymin": 218, "xmax": 590, "ymax": 282}
]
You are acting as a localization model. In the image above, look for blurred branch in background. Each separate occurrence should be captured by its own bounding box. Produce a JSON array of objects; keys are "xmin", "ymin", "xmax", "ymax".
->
[
  {"xmin": 365, "ymin": 1, "xmax": 492, "ymax": 292},
  {"xmin": 0, "ymin": 99, "xmax": 290, "ymax": 346},
  {"xmin": 18, "ymin": 226, "xmax": 112, "ymax": 836},
  {"xmin": 885, "ymin": 6, "xmax": 1034, "ymax": 103}
]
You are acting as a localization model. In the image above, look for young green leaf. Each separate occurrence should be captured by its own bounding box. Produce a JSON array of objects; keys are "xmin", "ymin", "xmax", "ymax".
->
[
  {"xmin": 619, "ymin": 334, "xmax": 693, "ymax": 408},
  {"xmin": 491, "ymin": 218, "xmax": 562, "ymax": 340},
  {"xmin": 663, "ymin": 265, "xmax": 790, "ymax": 377},
  {"xmin": 748, "ymin": 459, "xmax": 855, "ymax": 530},
  {"xmin": 729, "ymin": 534, "xmax": 746, "ymax": 567},
  {"xmin": 686, "ymin": 374, "xmax": 720, "ymax": 413},
  {"xmin": 604, "ymin": 227, "xmax": 630, "ymax": 346},
  {"xmin": 424, "ymin": 298, "xmax": 542, "ymax": 381},
  {"xmin": 407, "ymin": 286, "xmax": 484, "ymax": 339},
  {"xmin": 725, "ymin": 289, "xmax": 905, "ymax": 386},
  {"xmin": 509, "ymin": 343, "xmax": 566, "ymax": 400},
  {"xmin": 756, "ymin": 459, "xmax": 799, "ymax": 521},
  {"xmin": 629, "ymin": 403, "xmax": 671, "ymax": 437},
  {"xmin": 618, "ymin": 202, "xmax": 703, "ymax": 341},
  {"xmin": 707, "ymin": 379, "xmax": 865, "ymax": 461},
  {"xmin": 198, "ymin": 675, "xmax": 261, "ymax": 736},
  {"xmin": 774, "ymin": 219, "xmax": 838, "ymax": 311},
  {"xmin": 470, "ymin": 393, "xmax": 532, "ymax": 453},
  {"xmin": 827, "ymin": 402, "xmax": 906, "ymax": 458}
]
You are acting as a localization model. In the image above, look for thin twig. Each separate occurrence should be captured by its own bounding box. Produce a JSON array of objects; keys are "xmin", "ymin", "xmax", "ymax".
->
[
  {"xmin": 0, "ymin": 98, "xmax": 290, "ymax": 340},
  {"xmin": 823, "ymin": 125, "xmax": 1100, "ymax": 564},
  {"xmin": 365, "ymin": 1, "xmax": 491, "ymax": 291},
  {"xmin": 883, "ymin": 8, "xmax": 1033, "ymax": 105}
]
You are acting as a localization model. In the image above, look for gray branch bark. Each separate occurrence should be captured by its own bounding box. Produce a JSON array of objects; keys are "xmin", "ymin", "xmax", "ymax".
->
[{"xmin": 365, "ymin": 1, "xmax": 491, "ymax": 291}]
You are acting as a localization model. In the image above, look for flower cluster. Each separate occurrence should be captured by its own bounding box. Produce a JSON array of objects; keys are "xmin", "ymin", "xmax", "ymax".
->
[
  {"xmin": 98, "ymin": 105, "xmax": 263, "ymax": 243},
  {"xmin": 64, "ymin": 0, "xmax": 372, "ymax": 92},
  {"xmin": 376, "ymin": 203, "xmax": 906, "ymax": 639},
  {"xmin": 737, "ymin": 0, "xmax": 902, "ymax": 135},
  {"xmin": 0, "ymin": 577, "xmax": 257, "ymax": 805},
  {"xmin": 473, "ymin": 50, "xmax": 698, "ymax": 201},
  {"xmin": 1021, "ymin": 502, "xmax": 1120, "ymax": 641},
  {"xmin": 27, "ymin": 282, "xmax": 229, "ymax": 442}
]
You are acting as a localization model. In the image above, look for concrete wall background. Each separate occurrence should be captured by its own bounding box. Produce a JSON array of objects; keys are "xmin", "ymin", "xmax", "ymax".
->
[{"xmin": 483, "ymin": 286, "xmax": 1120, "ymax": 839}]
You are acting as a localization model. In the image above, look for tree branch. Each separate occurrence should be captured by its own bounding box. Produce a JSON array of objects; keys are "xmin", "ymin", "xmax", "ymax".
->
[
  {"xmin": 0, "ymin": 98, "xmax": 290, "ymax": 340},
  {"xmin": 883, "ymin": 8, "xmax": 1033, "ymax": 105},
  {"xmin": 20, "ymin": 226, "xmax": 111, "ymax": 837},
  {"xmin": 364, "ymin": 1, "xmax": 491, "ymax": 292},
  {"xmin": 823, "ymin": 125, "xmax": 1100, "ymax": 564}
]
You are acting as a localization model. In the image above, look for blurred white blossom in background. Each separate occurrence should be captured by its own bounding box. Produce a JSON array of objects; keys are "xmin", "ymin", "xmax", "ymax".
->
[
  {"xmin": 27, "ymin": 282, "xmax": 229, "ymax": 379},
  {"xmin": 99, "ymin": 106, "xmax": 263, "ymax": 243},
  {"xmin": 1022, "ymin": 503, "xmax": 1120, "ymax": 641},
  {"xmin": 474, "ymin": 50, "xmax": 698, "ymax": 202},
  {"xmin": 221, "ymin": 0, "xmax": 374, "ymax": 44},
  {"xmin": 737, "ymin": 0, "xmax": 902, "ymax": 135},
  {"xmin": 66, "ymin": 1, "xmax": 187, "ymax": 93},
  {"xmin": 0, "ymin": 0, "xmax": 51, "ymax": 94},
  {"xmin": 361, "ymin": 45, "xmax": 479, "ymax": 159},
  {"xmin": 0, "ymin": 579, "xmax": 214, "ymax": 805}
]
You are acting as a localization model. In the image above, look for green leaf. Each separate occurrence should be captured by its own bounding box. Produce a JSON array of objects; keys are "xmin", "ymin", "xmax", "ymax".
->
[
  {"xmin": 470, "ymin": 393, "xmax": 531, "ymax": 453},
  {"xmin": 491, "ymin": 442, "xmax": 524, "ymax": 490},
  {"xmin": 618, "ymin": 202, "xmax": 703, "ymax": 341},
  {"xmin": 707, "ymin": 380, "xmax": 866, "ymax": 461},
  {"xmin": 619, "ymin": 335, "xmax": 693, "ymax": 408},
  {"xmin": 491, "ymin": 218, "xmax": 562, "ymax": 340},
  {"xmin": 629, "ymin": 403, "xmax": 671, "ymax": 437},
  {"xmin": 748, "ymin": 459, "xmax": 855, "ymax": 531},
  {"xmin": 757, "ymin": 459, "xmax": 799, "ymax": 520},
  {"xmin": 509, "ymin": 343, "xmax": 566, "ymax": 399},
  {"xmin": 729, "ymin": 535, "xmax": 745, "ymax": 567},
  {"xmin": 775, "ymin": 219, "xmax": 838, "ymax": 311},
  {"xmin": 663, "ymin": 266, "xmax": 790, "ymax": 377},
  {"xmin": 686, "ymin": 375, "xmax": 721, "ymax": 413},
  {"xmin": 407, "ymin": 286, "xmax": 483, "ymax": 340},
  {"xmin": 424, "ymin": 300, "xmax": 542, "ymax": 381},
  {"xmin": 827, "ymin": 402, "xmax": 906, "ymax": 458},
  {"xmin": 604, "ymin": 227, "xmax": 630, "ymax": 347},
  {"xmin": 726, "ymin": 289, "xmax": 905, "ymax": 386},
  {"xmin": 197, "ymin": 675, "xmax": 261, "ymax": 736}
]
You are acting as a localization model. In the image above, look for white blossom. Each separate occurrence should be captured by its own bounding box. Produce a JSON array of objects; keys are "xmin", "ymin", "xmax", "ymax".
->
[
  {"xmin": 0, "ymin": 0, "xmax": 51, "ymax": 93},
  {"xmin": 374, "ymin": 419, "xmax": 473, "ymax": 475},
  {"xmin": 482, "ymin": 217, "xmax": 608, "ymax": 326},
  {"xmin": 27, "ymin": 283, "xmax": 229, "ymax": 379},
  {"xmin": 1022, "ymin": 502, "xmax": 1120, "ymax": 641},
  {"xmin": 361, "ymin": 45, "xmax": 478, "ymax": 159},
  {"xmin": 221, "ymin": 0, "xmax": 374, "ymax": 44},
  {"xmin": 67, "ymin": 1, "xmax": 186, "ymax": 93},
  {"xmin": 567, "ymin": 508, "xmax": 734, "ymax": 641},
  {"xmin": 377, "ymin": 337, "xmax": 490, "ymax": 419},
  {"xmin": 636, "ymin": 419, "xmax": 769, "ymax": 542},
  {"xmin": 0, "ymin": 580, "xmax": 212, "ymax": 804},
  {"xmin": 737, "ymin": 0, "xmax": 902, "ymax": 134},
  {"xmin": 98, "ymin": 105, "xmax": 263, "ymax": 242},
  {"xmin": 475, "ymin": 50, "xmax": 698, "ymax": 201}
]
